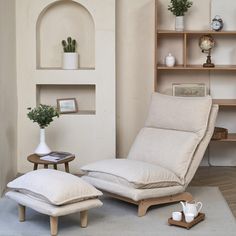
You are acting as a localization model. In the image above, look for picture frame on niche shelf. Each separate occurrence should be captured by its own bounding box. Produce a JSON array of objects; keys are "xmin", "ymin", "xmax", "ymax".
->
[
  {"xmin": 57, "ymin": 98, "xmax": 78, "ymax": 114},
  {"xmin": 172, "ymin": 83, "xmax": 207, "ymax": 97}
]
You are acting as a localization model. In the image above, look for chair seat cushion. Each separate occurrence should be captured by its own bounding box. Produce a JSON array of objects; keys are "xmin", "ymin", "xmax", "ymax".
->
[
  {"xmin": 6, "ymin": 191, "xmax": 103, "ymax": 217},
  {"xmin": 7, "ymin": 169, "xmax": 102, "ymax": 206},
  {"xmin": 81, "ymin": 159, "xmax": 181, "ymax": 189},
  {"xmin": 82, "ymin": 176, "xmax": 185, "ymax": 201}
]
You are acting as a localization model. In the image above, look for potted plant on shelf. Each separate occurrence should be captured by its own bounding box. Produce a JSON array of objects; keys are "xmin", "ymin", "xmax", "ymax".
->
[
  {"xmin": 27, "ymin": 104, "xmax": 59, "ymax": 156},
  {"xmin": 168, "ymin": 0, "xmax": 193, "ymax": 31},
  {"xmin": 62, "ymin": 36, "xmax": 78, "ymax": 70}
]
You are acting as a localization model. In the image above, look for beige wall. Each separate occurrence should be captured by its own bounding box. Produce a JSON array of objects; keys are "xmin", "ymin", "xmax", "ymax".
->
[
  {"xmin": 116, "ymin": 0, "xmax": 155, "ymax": 158},
  {"xmin": 0, "ymin": 0, "xmax": 17, "ymax": 194}
]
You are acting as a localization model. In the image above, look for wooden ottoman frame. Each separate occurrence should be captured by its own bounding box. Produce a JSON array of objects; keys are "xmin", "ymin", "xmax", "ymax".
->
[
  {"xmin": 18, "ymin": 204, "xmax": 88, "ymax": 236},
  {"xmin": 6, "ymin": 191, "xmax": 102, "ymax": 236}
]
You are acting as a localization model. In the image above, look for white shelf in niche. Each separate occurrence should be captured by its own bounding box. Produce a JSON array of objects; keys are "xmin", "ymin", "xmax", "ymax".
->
[
  {"xmin": 60, "ymin": 110, "xmax": 96, "ymax": 116},
  {"xmin": 37, "ymin": 85, "xmax": 96, "ymax": 116},
  {"xmin": 34, "ymin": 69, "xmax": 96, "ymax": 85}
]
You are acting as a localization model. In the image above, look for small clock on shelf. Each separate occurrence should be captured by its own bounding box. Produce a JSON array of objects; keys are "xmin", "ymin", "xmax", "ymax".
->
[{"xmin": 211, "ymin": 15, "xmax": 223, "ymax": 31}]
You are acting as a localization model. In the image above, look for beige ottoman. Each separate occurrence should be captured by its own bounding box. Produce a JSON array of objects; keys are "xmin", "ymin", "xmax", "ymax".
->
[{"xmin": 6, "ymin": 169, "xmax": 103, "ymax": 236}]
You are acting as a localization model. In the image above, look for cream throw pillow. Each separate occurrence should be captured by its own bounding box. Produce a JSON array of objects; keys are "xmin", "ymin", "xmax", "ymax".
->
[{"xmin": 7, "ymin": 169, "xmax": 102, "ymax": 205}]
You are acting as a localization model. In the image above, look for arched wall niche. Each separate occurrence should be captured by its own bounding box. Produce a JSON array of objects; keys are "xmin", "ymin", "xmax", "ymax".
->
[{"xmin": 36, "ymin": 0, "xmax": 95, "ymax": 69}]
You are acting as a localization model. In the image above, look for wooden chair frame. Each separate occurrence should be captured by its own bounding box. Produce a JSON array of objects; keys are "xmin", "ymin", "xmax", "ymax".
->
[{"xmin": 103, "ymin": 191, "xmax": 193, "ymax": 217}]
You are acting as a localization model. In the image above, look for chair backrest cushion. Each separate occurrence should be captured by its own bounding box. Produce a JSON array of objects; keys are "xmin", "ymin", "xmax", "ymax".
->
[
  {"xmin": 145, "ymin": 93, "xmax": 212, "ymax": 138},
  {"xmin": 127, "ymin": 127, "xmax": 199, "ymax": 180},
  {"xmin": 128, "ymin": 93, "xmax": 212, "ymax": 180}
]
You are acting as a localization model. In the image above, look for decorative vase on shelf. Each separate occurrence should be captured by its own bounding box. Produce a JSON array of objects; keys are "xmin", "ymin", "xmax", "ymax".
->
[
  {"xmin": 175, "ymin": 16, "xmax": 184, "ymax": 31},
  {"xmin": 165, "ymin": 53, "xmax": 175, "ymax": 67},
  {"xmin": 34, "ymin": 128, "xmax": 51, "ymax": 156},
  {"xmin": 62, "ymin": 52, "xmax": 79, "ymax": 70}
]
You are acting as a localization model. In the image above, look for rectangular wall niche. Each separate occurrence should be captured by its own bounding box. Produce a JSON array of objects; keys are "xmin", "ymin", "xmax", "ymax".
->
[{"xmin": 36, "ymin": 84, "xmax": 96, "ymax": 115}]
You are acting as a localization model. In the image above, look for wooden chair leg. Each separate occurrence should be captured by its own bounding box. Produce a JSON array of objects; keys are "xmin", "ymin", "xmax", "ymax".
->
[
  {"xmin": 138, "ymin": 201, "xmax": 149, "ymax": 217},
  {"xmin": 50, "ymin": 216, "xmax": 58, "ymax": 236},
  {"xmin": 18, "ymin": 204, "xmax": 25, "ymax": 222},
  {"xmin": 80, "ymin": 210, "xmax": 88, "ymax": 228},
  {"xmin": 137, "ymin": 192, "xmax": 193, "ymax": 217}
]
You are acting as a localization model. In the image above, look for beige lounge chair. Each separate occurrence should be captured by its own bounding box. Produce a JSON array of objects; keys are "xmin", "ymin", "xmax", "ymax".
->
[{"xmin": 82, "ymin": 93, "xmax": 218, "ymax": 216}]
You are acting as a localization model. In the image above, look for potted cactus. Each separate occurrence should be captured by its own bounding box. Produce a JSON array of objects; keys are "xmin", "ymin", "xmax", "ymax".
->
[{"xmin": 62, "ymin": 37, "xmax": 78, "ymax": 70}]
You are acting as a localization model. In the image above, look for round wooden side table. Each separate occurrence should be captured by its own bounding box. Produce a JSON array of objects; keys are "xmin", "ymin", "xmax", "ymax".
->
[{"xmin": 27, "ymin": 154, "xmax": 75, "ymax": 173}]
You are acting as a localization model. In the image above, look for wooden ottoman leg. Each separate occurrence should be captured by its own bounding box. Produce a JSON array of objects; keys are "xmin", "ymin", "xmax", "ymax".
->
[
  {"xmin": 18, "ymin": 204, "xmax": 25, "ymax": 222},
  {"xmin": 50, "ymin": 216, "xmax": 58, "ymax": 236},
  {"xmin": 80, "ymin": 210, "xmax": 88, "ymax": 228}
]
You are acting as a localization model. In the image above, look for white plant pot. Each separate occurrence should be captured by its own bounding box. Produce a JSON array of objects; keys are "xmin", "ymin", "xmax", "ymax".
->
[
  {"xmin": 175, "ymin": 16, "xmax": 184, "ymax": 31},
  {"xmin": 62, "ymin": 52, "xmax": 78, "ymax": 70},
  {"xmin": 34, "ymin": 128, "xmax": 51, "ymax": 156}
]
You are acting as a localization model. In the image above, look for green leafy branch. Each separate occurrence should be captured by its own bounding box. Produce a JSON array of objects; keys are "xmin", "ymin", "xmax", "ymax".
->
[
  {"xmin": 168, "ymin": 0, "xmax": 193, "ymax": 16},
  {"xmin": 27, "ymin": 104, "xmax": 59, "ymax": 129}
]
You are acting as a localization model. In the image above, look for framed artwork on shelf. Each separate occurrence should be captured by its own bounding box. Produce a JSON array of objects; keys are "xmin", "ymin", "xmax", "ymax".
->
[
  {"xmin": 172, "ymin": 83, "xmax": 207, "ymax": 97},
  {"xmin": 57, "ymin": 98, "xmax": 78, "ymax": 114}
]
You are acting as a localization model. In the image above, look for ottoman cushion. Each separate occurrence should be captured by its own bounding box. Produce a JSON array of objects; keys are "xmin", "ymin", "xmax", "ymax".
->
[
  {"xmin": 7, "ymin": 169, "xmax": 102, "ymax": 206},
  {"xmin": 6, "ymin": 191, "xmax": 103, "ymax": 217}
]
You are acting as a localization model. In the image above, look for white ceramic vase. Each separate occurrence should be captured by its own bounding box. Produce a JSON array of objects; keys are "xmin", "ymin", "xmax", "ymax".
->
[
  {"xmin": 34, "ymin": 128, "xmax": 51, "ymax": 156},
  {"xmin": 165, "ymin": 53, "xmax": 175, "ymax": 67},
  {"xmin": 175, "ymin": 16, "xmax": 184, "ymax": 31},
  {"xmin": 62, "ymin": 52, "xmax": 78, "ymax": 70}
]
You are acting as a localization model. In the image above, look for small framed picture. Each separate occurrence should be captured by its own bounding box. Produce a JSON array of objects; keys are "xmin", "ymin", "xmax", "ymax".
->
[
  {"xmin": 57, "ymin": 98, "xmax": 78, "ymax": 114},
  {"xmin": 172, "ymin": 83, "xmax": 207, "ymax": 97}
]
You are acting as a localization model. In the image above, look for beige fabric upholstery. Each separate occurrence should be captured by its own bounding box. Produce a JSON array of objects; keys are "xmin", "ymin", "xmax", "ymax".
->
[
  {"xmin": 82, "ymin": 176, "xmax": 185, "ymax": 201},
  {"xmin": 127, "ymin": 128, "xmax": 199, "ymax": 179},
  {"xmin": 82, "ymin": 159, "xmax": 181, "ymax": 189},
  {"xmin": 7, "ymin": 169, "xmax": 102, "ymax": 205},
  {"xmin": 81, "ymin": 93, "xmax": 217, "ymax": 202},
  {"xmin": 6, "ymin": 191, "xmax": 102, "ymax": 217},
  {"xmin": 184, "ymin": 104, "xmax": 218, "ymax": 185},
  {"xmin": 145, "ymin": 93, "xmax": 212, "ymax": 138}
]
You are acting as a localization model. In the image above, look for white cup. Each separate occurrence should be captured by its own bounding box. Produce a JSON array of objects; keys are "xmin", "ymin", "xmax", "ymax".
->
[
  {"xmin": 172, "ymin": 212, "xmax": 182, "ymax": 221},
  {"xmin": 185, "ymin": 213, "xmax": 195, "ymax": 223}
]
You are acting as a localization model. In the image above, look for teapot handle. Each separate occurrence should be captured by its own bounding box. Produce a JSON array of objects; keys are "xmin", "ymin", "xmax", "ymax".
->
[{"xmin": 196, "ymin": 202, "xmax": 203, "ymax": 213}]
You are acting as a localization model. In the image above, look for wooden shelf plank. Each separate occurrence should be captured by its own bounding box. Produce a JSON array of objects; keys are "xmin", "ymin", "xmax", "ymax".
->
[
  {"xmin": 157, "ymin": 30, "xmax": 236, "ymax": 35},
  {"xmin": 157, "ymin": 65, "xmax": 236, "ymax": 71},
  {"xmin": 212, "ymin": 133, "xmax": 236, "ymax": 142},
  {"xmin": 213, "ymin": 99, "xmax": 236, "ymax": 107}
]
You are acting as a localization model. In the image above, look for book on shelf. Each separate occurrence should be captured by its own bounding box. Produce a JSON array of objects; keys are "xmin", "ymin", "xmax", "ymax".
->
[{"xmin": 40, "ymin": 152, "xmax": 74, "ymax": 162}]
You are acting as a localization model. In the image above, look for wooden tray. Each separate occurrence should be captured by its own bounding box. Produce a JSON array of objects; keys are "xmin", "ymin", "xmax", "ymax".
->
[{"xmin": 168, "ymin": 212, "xmax": 205, "ymax": 230}]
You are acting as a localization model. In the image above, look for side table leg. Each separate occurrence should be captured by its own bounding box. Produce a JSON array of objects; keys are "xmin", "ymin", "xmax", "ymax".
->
[
  {"xmin": 44, "ymin": 164, "xmax": 48, "ymax": 169},
  {"xmin": 33, "ymin": 163, "xmax": 38, "ymax": 170},
  {"xmin": 65, "ymin": 163, "xmax": 69, "ymax": 173},
  {"xmin": 53, "ymin": 164, "xmax": 57, "ymax": 170}
]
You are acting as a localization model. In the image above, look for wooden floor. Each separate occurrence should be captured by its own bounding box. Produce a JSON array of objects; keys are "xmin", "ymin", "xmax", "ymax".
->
[{"xmin": 191, "ymin": 167, "xmax": 236, "ymax": 217}]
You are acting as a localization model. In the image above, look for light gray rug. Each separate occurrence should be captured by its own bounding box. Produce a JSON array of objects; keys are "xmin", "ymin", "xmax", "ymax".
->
[{"xmin": 0, "ymin": 187, "xmax": 235, "ymax": 236}]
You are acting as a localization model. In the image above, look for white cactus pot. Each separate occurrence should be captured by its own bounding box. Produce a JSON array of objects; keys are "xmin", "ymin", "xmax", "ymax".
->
[{"xmin": 62, "ymin": 52, "xmax": 79, "ymax": 70}]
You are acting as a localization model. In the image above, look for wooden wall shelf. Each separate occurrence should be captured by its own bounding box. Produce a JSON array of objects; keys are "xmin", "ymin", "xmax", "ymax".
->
[
  {"xmin": 157, "ymin": 30, "xmax": 236, "ymax": 36},
  {"xmin": 213, "ymin": 99, "xmax": 236, "ymax": 107},
  {"xmin": 211, "ymin": 133, "xmax": 236, "ymax": 142},
  {"xmin": 157, "ymin": 65, "xmax": 236, "ymax": 71}
]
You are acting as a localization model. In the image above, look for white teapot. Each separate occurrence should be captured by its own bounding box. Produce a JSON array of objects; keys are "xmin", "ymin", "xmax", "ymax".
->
[{"xmin": 180, "ymin": 201, "xmax": 203, "ymax": 217}]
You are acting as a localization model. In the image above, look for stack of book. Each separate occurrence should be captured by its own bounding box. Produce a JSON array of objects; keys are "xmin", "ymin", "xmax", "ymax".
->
[{"xmin": 40, "ymin": 152, "xmax": 74, "ymax": 162}]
